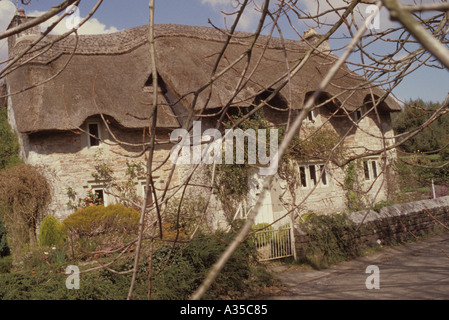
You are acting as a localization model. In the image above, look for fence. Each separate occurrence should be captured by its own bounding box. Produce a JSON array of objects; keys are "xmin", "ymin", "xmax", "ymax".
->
[{"xmin": 252, "ymin": 224, "xmax": 294, "ymax": 261}]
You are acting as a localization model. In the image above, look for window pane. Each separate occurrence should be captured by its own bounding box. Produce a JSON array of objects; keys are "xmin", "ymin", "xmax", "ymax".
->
[
  {"xmin": 89, "ymin": 123, "xmax": 100, "ymax": 146},
  {"xmin": 309, "ymin": 165, "xmax": 317, "ymax": 186},
  {"xmin": 94, "ymin": 189, "xmax": 104, "ymax": 205},
  {"xmin": 307, "ymin": 111, "xmax": 314, "ymax": 121},
  {"xmin": 300, "ymin": 166, "xmax": 307, "ymax": 187},
  {"xmin": 363, "ymin": 160, "xmax": 370, "ymax": 180},
  {"xmin": 371, "ymin": 160, "xmax": 378, "ymax": 178},
  {"xmin": 320, "ymin": 165, "xmax": 327, "ymax": 185}
]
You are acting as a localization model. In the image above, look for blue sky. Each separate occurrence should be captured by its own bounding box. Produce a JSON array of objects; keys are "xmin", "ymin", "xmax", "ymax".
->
[{"xmin": 1, "ymin": 0, "xmax": 448, "ymax": 104}]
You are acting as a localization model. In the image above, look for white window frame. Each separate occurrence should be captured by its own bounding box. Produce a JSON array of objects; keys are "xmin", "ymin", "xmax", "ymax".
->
[
  {"xmin": 87, "ymin": 122, "xmax": 102, "ymax": 148},
  {"xmin": 91, "ymin": 187, "xmax": 108, "ymax": 206},
  {"xmin": 363, "ymin": 158, "xmax": 379, "ymax": 181},
  {"xmin": 305, "ymin": 109, "xmax": 319, "ymax": 123},
  {"xmin": 352, "ymin": 106, "xmax": 366, "ymax": 122},
  {"xmin": 140, "ymin": 181, "xmax": 157, "ymax": 207},
  {"xmin": 298, "ymin": 163, "xmax": 329, "ymax": 188}
]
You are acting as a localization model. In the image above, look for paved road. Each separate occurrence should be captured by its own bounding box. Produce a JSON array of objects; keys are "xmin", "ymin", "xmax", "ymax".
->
[{"xmin": 259, "ymin": 232, "xmax": 449, "ymax": 300}]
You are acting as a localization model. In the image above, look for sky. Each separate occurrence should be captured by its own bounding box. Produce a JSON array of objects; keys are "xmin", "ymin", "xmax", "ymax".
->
[{"xmin": 0, "ymin": 0, "xmax": 448, "ymax": 104}]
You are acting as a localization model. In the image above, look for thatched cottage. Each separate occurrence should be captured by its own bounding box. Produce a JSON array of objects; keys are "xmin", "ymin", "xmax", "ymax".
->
[{"xmin": 4, "ymin": 13, "xmax": 400, "ymax": 228}]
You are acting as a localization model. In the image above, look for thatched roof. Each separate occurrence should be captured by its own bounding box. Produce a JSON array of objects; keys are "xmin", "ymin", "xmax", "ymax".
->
[{"xmin": 6, "ymin": 17, "xmax": 401, "ymax": 134}]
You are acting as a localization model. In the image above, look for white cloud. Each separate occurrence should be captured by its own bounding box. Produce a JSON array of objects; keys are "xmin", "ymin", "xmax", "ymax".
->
[
  {"xmin": 201, "ymin": 0, "xmax": 264, "ymax": 32},
  {"xmin": 0, "ymin": 4, "xmax": 118, "ymax": 70},
  {"xmin": 299, "ymin": 0, "xmax": 397, "ymax": 31},
  {"xmin": 201, "ymin": 0, "xmax": 231, "ymax": 7},
  {"xmin": 0, "ymin": 0, "xmax": 17, "ymax": 67},
  {"xmin": 27, "ymin": 10, "xmax": 119, "ymax": 35}
]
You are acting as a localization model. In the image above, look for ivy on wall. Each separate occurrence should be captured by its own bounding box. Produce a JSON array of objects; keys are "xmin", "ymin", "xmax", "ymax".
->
[{"xmin": 212, "ymin": 108, "xmax": 345, "ymax": 219}]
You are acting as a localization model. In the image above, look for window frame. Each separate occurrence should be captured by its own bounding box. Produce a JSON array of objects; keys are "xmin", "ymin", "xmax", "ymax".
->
[
  {"xmin": 362, "ymin": 158, "xmax": 379, "ymax": 181},
  {"xmin": 305, "ymin": 108, "xmax": 319, "ymax": 123},
  {"xmin": 298, "ymin": 163, "xmax": 329, "ymax": 188},
  {"xmin": 140, "ymin": 181, "xmax": 157, "ymax": 208},
  {"xmin": 352, "ymin": 106, "xmax": 366, "ymax": 122},
  {"xmin": 91, "ymin": 187, "xmax": 108, "ymax": 206},
  {"xmin": 87, "ymin": 122, "xmax": 102, "ymax": 148}
]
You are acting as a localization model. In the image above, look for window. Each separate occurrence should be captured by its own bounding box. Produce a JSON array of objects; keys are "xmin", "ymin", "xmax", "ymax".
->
[
  {"xmin": 94, "ymin": 189, "xmax": 104, "ymax": 204},
  {"xmin": 299, "ymin": 166, "xmax": 307, "ymax": 187},
  {"xmin": 299, "ymin": 163, "xmax": 328, "ymax": 188},
  {"xmin": 141, "ymin": 182, "xmax": 156, "ymax": 208},
  {"xmin": 88, "ymin": 123, "xmax": 101, "ymax": 147},
  {"xmin": 306, "ymin": 109, "xmax": 318, "ymax": 123},
  {"xmin": 352, "ymin": 106, "xmax": 366, "ymax": 122},
  {"xmin": 363, "ymin": 160, "xmax": 370, "ymax": 180},
  {"xmin": 363, "ymin": 159, "xmax": 379, "ymax": 181},
  {"xmin": 320, "ymin": 164, "xmax": 327, "ymax": 185},
  {"xmin": 143, "ymin": 74, "xmax": 167, "ymax": 94},
  {"xmin": 89, "ymin": 187, "xmax": 107, "ymax": 206},
  {"xmin": 309, "ymin": 165, "xmax": 317, "ymax": 186}
]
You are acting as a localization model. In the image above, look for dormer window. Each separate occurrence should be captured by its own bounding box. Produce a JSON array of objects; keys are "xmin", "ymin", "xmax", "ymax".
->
[
  {"xmin": 87, "ymin": 122, "xmax": 101, "ymax": 147},
  {"xmin": 306, "ymin": 109, "xmax": 318, "ymax": 123},
  {"xmin": 352, "ymin": 106, "xmax": 366, "ymax": 122},
  {"xmin": 143, "ymin": 74, "xmax": 167, "ymax": 94}
]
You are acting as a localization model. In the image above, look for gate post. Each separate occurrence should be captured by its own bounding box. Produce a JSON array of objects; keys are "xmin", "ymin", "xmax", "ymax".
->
[{"xmin": 290, "ymin": 213, "xmax": 297, "ymax": 261}]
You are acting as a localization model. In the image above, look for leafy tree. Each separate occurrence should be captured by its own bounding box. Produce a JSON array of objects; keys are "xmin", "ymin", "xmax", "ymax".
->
[{"xmin": 392, "ymin": 99, "xmax": 449, "ymax": 158}]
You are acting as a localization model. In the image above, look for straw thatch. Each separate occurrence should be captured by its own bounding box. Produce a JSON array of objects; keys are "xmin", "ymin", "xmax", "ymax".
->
[{"xmin": 6, "ymin": 17, "xmax": 400, "ymax": 134}]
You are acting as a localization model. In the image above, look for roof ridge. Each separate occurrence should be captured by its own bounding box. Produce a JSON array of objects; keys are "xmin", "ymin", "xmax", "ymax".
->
[{"xmin": 18, "ymin": 23, "xmax": 308, "ymax": 61}]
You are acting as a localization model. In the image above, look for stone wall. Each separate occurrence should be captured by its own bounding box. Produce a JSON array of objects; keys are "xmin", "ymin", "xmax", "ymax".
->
[
  {"xmin": 22, "ymin": 119, "xmax": 181, "ymax": 220},
  {"xmin": 19, "ymin": 117, "xmax": 226, "ymax": 229},
  {"xmin": 276, "ymin": 106, "xmax": 397, "ymax": 217},
  {"xmin": 293, "ymin": 196, "xmax": 449, "ymax": 260}
]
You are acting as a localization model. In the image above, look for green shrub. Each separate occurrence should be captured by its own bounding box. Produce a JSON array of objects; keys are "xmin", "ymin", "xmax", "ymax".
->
[
  {"xmin": 0, "ymin": 255, "xmax": 12, "ymax": 273},
  {"xmin": 179, "ymin": 231, "xmax": 259, "ymax": 299},
  {"xmin": 62, "ymin": 204, "xmax": 140, "ymax": 236},
  {"xmin": 0, "ymin": 228, "xmax": 273, "ymax": 299},
  {"xmin": 147, "ymin": 229, "xmax": 270, "ymax": 300},
  {"xmin": 21, "ymin": 245, "xmax": 67, "ymax": 272},
  {"xmin": 0, "ymin": 269, "xmax": 132, "ymax": 300},
  {"xmin": 38, "ymin": 215, "xmax": 67, "ymax": 247},
  {"xmin": 0, "ymin": 219, "xmax": 10, "ymax": 258},
  {"xmin": 250, "ymin": 223, "xmax": 273, "ymax": 246},
  {"xmin": 62, "ymin": 204, "xmax": 140, "ymax": 260},
  {"xmin": 372, "ymin": 200, "xmax": 394, "ymax": 212},
  {"xmin": 301, "ymin": 213, "xmax": 363, "ymax": 270}
]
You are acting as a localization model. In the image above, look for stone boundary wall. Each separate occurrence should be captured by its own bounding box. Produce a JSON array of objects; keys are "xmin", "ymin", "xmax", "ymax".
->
[{"xmin": 293, "ymin": 196, "xmax": 449, "ymax": 260}]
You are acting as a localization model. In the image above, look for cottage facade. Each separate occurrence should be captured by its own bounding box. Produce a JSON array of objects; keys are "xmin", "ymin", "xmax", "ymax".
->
[{"xmin": 4, "ymin": 13, "xmax": 400, "ymax": 228}]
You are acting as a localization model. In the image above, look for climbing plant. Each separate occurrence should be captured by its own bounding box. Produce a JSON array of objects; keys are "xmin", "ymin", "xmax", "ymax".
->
[
  {"xmin": 213, "ymin": 108, "xmax": 346, "ymax": 219},
  {"xmin": 0, "ymin": 107, "xmax": 22, "ymax": 170}
]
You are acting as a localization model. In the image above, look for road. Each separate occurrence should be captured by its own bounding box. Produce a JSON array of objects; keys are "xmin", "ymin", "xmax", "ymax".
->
[{"xmin": 259, "ymin": 232, "xmax": 449, "ymax": 300}]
